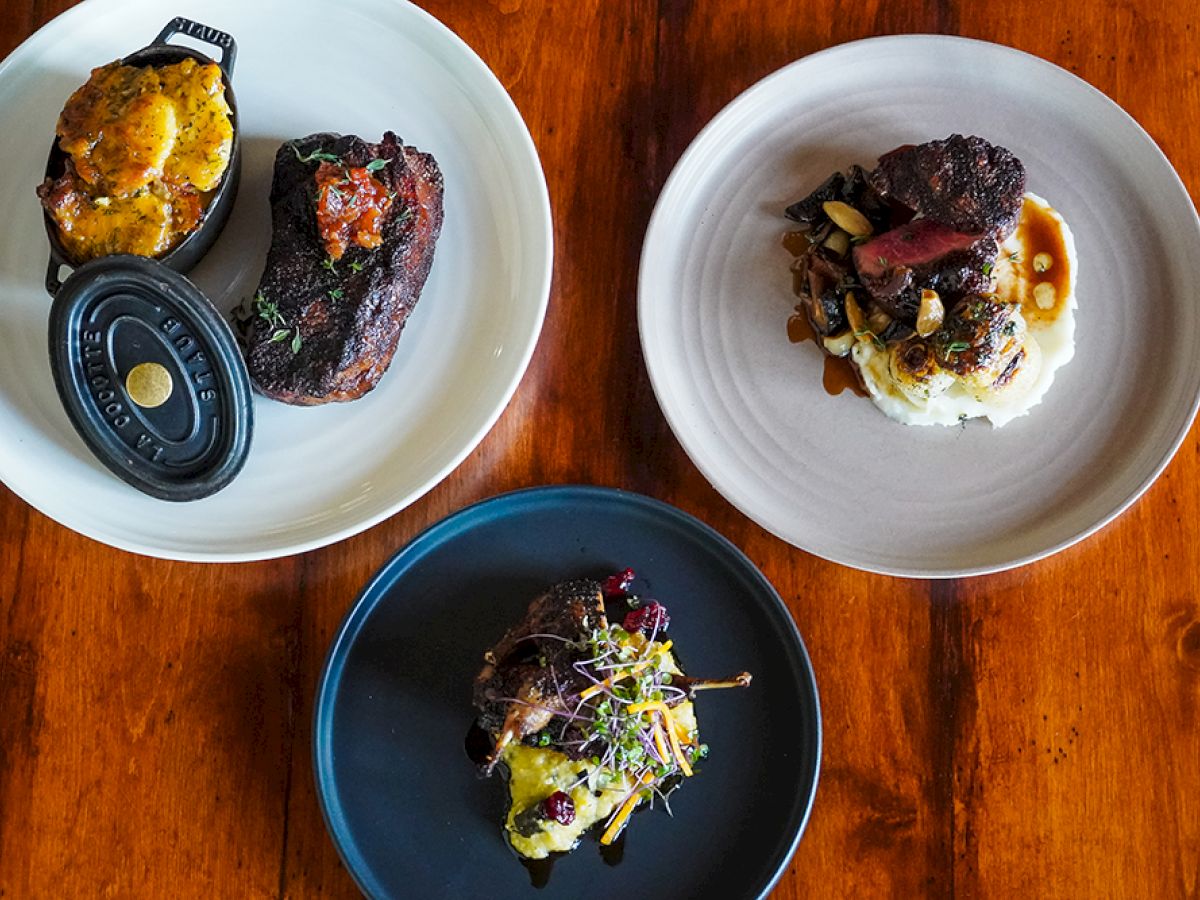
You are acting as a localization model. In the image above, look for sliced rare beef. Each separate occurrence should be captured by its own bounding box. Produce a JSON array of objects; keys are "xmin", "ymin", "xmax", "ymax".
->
[{"xmin": 852, "ymin": 218, "xmax": 995, "ymax": 320}]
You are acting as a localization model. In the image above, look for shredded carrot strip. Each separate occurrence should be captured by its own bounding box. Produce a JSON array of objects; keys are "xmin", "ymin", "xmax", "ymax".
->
[
  {"xmin": 663, "ymin": 709, "xmax": 693, "ymax": 777},
  {"xmin": 580, "ymin": 641, "xmax": 674, "ymax": 700},
  {"xmin": 600, "ymin": 772, "xmax": 653, "ymax": 846},
  {"xmin": 626, "ymin": 700, "xmax": 668, "ymax": 715},
  {"xmin": 652, "ymin": 720, "xmax": 671, "ymax": 764},
  {"xmin": 627, "ymin": 701, "xmax": 694, "ymax": 776}
]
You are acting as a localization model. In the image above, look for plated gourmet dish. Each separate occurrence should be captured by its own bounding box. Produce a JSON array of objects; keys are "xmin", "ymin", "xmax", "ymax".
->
[
  {"xmin": 783, "ymin": 134, "xmax": 1077, "ymax": 427},
  {"xmin": 471, "ymin": 570, "xmax": 751, "ymax": 868},
  {"xmin": 239, "ymin": 132, "xmax": 444, "ymax": 405},
  {"xmin": 38, "ymin": 57, "xmax": 234, "ymax": 262}
]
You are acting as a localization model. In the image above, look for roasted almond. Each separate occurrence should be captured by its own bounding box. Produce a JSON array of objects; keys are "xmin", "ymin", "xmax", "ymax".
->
[
  {"xmin": 916, "ymin": 289, "xmax": 944, "ymax": 337},
  {"xmin": 821, "ymin": 200, "xmax": 873, "ymax": 238}
]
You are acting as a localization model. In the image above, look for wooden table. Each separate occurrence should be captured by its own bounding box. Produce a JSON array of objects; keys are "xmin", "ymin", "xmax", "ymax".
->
[{"xmin": 3, "ymin": 1, "xmax": 1198, "ymax": 897}]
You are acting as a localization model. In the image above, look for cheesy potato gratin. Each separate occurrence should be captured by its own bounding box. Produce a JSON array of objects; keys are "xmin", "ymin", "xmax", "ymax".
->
[{"xmin": 38, "ymin": 57, "xmax": 234, "ymax": 261}]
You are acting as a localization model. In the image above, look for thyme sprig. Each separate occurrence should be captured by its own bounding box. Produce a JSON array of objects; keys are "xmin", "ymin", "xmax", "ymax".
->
[
  {"xmin": 292, "ymin": 145, "xmax": 341, "ymax": 165},
  {"xmin": 251, "ymin": 292, "xmax": 302, "ymax": 354}
]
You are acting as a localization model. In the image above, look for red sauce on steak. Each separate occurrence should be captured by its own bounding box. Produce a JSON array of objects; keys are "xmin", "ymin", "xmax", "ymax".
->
[{"xmin": 315, "ymin": 160, "xmax": 393, "ymax": 260}]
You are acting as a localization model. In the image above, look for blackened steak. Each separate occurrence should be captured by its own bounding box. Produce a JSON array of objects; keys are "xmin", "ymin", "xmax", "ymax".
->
[
  {"xmin": 870, "ymin": 134, "xmax": 1025, "ymax": 237},
  {"xmin": 244, "ymin": 132, "xmax": 443, "ymax": 404}
]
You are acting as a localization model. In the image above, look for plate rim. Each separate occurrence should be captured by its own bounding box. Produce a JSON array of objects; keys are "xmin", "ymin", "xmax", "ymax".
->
[
  {"xmin": 0, "ymin": 0, "xmax": 554, "ymax": 562},
  {"xmin": 637, "ymin": 34, "xmax": 1200, "ymax": 579},
  {"xmin": 311, "ymin": 484, "xmax": 823, "ymax": 900}
]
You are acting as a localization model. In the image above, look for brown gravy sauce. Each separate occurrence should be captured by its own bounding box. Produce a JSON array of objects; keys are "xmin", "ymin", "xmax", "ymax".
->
[
  {"xmin": 786, "ymin": 305, "xmax": 814, "ymax": 344},
  {"xmin": 783, "ymin": 234, "xmax": 868, "ymax": 398},
  {"xmin": 824, "ymin": 355, "xmax": 868, "ymax": 397},
  {"xmin": 1013, "ymin": 198, "xmax": 1071, "ymax": 325},
  {"xmin": 780, "ymin": 229, "xmax": 811, "ymax": 256}
]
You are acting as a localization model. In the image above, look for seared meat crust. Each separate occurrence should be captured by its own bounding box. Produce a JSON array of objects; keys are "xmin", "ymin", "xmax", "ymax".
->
[
  {"xmin": 244, "ymin": 132, "xmax": 443, "ymax": 405},
  {"xmin": 473, "ymin": 580, "xmax": 607, "ymax": 760},
  {"xmin": 870, "ymin": 134, "xmax": 1026, "ymax": 237}
]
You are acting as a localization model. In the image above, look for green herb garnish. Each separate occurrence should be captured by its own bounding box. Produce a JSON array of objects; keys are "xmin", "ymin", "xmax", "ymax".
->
[
  {"xmin": 945, "ymin": 340, "xmax": 971, "ymax": 353},
  {"xmin": 292, "ymin": 145, "xmax": 341, "ymax": 165},
  {"xmin": 854, "ymin": 327, "xmax": 885, "ymax": 351},
  {"xmin": 364, "ymin": 158, "xmax": 389, "ymax": 173},
  {"xmin": 253, "ymin": 293, "xmax": 283, "ymax": 327},
  {"xmin": 251, "ymin": 293, "xmax": 302, "ymax": 355}
]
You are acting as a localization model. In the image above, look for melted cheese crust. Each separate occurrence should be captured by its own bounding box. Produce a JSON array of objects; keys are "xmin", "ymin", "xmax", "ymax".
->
[{"xmin": 46, "ymin": 58, "xmax": 233, "ymax": 261}]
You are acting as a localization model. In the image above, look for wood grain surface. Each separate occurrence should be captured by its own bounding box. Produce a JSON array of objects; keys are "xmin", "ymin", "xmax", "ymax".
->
[{"xmin": 2, "ymin": 1, "xmax": 1199, "ymax": 897}]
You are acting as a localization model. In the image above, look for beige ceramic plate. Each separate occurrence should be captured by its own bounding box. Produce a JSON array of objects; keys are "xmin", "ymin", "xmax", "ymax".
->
[
  {"xmin": 639, "ymin": 36, "xmax": 1200, "ymax": 577},
  {"xmin": 0, "ymin": 0, "xmax": 551, "ymax": 560}
]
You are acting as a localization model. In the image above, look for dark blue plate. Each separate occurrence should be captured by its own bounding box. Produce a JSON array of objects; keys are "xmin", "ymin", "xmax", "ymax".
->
[{"xmin": 313, "ymin": 486, "xmax": 821, "ymax": 899}]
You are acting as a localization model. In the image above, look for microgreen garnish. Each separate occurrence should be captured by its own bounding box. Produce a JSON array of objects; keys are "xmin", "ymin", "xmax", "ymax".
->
[
  {"xmin": 945, "ymin": 340, "xmax": 971, "ymax": 353},
  {"xmin": 292, "ymin": 145, "xmax": 341, "ymax": 165},
  {"xmin": 877, "ymin": 256, "xmax": 890, "ymax": 268},
  {"xmin": 508, "ymin": 625, "xmax": 699, "ymax": 796},
  {"xmin": 1008, "ymin": 251, "xmax": 1022, "ymax": 263},
  {"xmin": 982, "ymin": 261, "xmax": 993, "ymax": 276},
  {"xmin": 365, "ymin": 158, "xmax": 389, "ymax": 173},
  {"xmin": 322, "ymin": 257, "xmax": 338, "ymax": 274},
  {"xmin": 328, "ymin": 288, "xmax": 345, "ymax": 301},
  {"xmin": 349, "ymin": 261, "xmax": 364, "ymax": 273}
]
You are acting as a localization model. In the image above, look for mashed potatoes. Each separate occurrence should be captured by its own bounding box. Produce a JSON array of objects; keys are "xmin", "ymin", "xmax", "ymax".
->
[{"xmin": 853, "ymin": 194, "xmax": 1076, "ymax": 427}]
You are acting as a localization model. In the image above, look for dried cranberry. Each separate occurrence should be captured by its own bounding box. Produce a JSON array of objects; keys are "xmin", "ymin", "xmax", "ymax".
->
[
  {"xmin": 623, "ymin": 601, "xmax": 669, "ymax": 635},
  {"xmin": 542, "ymin": 791, "xmax": 576, "ymax": 825},
  {"xmin": 602, "ymin": 567, "xmax": 636, "ymax": 598}
]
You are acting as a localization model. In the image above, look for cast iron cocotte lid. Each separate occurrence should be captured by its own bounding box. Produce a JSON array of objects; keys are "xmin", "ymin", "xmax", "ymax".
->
[{"xmin": 48, "ymin": 256, "xmax": 253, "ymax": 502}]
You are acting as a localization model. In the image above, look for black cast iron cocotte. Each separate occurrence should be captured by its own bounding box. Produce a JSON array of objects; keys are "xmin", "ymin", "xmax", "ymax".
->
[
  {"xmin": 40, "ymin": 16, "xmax": 242, "ymax": 296},
  {"xmin": 42, "ymin": 18, "xmax": 254, "ymax": 502}
]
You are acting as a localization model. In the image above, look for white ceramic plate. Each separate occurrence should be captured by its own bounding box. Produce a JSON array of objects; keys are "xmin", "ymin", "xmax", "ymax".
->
[
  {"xmin": 639, "ymin": 36, "xmax": 1200, "ymax": 577},
  {"xmin": 0, "ymin": 0, "xmax": 551, "ymax": 560}
]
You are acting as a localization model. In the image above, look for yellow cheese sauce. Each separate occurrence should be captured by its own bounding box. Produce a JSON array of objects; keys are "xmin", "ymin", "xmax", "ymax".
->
[
  {"xmin": 42, "ymin": 58, "xmax": 233, "ymax": 261},
  {"xmin": 502, "ymin": 699, "xmax": 698, "ymax": 859}
]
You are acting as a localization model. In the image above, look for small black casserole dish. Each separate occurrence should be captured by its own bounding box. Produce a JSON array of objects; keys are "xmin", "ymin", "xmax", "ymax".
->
[
  {"xmin": 40, "ymin": 16, "xmax": 241, "ymax": 295},
  {"xmin": 42, "ymin": 18, "xmax": 254, "ymax": 502}
]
